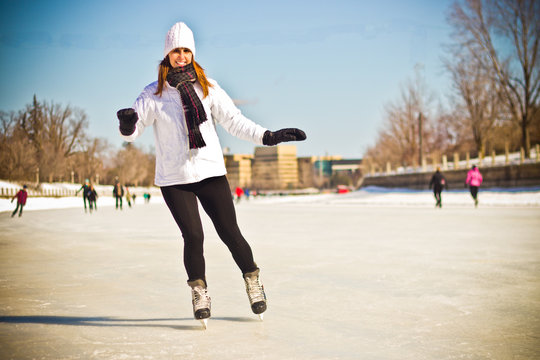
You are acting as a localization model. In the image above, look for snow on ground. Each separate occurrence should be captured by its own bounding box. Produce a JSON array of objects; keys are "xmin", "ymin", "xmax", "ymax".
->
[
  {"xmin": 0, "ymin": 180, "xmax": 21, "ymax": 190},
  {"xmin": 2, "ymin": 186, "xmax": 540, "ymax": 213},
  {"xmin": 252, "ymin": 186, "xmax": 540, "ymax": 207},
  {"xmin": 0, "ymin": 181, "xmax": 163, "ymax": 213}
]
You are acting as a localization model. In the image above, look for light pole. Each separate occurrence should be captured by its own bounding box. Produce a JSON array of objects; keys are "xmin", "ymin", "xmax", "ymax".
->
[{"xmin": 418, "ymin": 112, "xmax": 423, "ymax": 168}]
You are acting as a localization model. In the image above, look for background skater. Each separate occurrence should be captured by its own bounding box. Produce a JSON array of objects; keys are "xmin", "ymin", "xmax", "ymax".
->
[
  {"xmin": 113, "ymin": 179, "xmax": 124, "ymax": 210},
  {"xmin": 429, "ymin": 167, "xmax": 447, "ymax": 208},
  {"xmin": 75, "ymin": 179, "xmax": 91, "ymax": 213},
  {"xmin": 465, "ymin": 165, "xmax": 483, "ymax": 207},
  {"xmin": 125, "ymin": 187, "xmax": 133, "ymax": 208},
  {"xmin": 116, "ymin": 22, "xmax": 306, "ymax": 328},
  {"xmin": 87, "ymin": 184, "xmax": 98, "ymax": 213},
  {"xmin": 11, "ymin": 185, "xmax": 28, "ymax": 218}
]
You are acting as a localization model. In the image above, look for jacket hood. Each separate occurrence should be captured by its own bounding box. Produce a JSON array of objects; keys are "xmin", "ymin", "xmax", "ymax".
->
[{"xmin": 164, "ymin": 22, "xmax": 196, "ymax": 58}]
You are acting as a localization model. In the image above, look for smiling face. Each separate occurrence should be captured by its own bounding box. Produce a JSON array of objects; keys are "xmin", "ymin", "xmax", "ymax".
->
[{"xmin": 168, "ymin": 47, "xmax": 193, "ymax": 68}]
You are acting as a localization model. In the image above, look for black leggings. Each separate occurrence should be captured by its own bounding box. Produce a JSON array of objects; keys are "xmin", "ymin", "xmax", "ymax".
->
[
  {"xmin": 12, "ymin": 203, "xmax": 24, "ymax": 217},
  {"xmin": 433, "ymin": 188, "xmax": 442, "ymax": 205},
  {"xmin": 115, "ymin": 196, "xmax": 123, "ymax": 209},
  {"xmin": 161, "ymin": 176, "xmax": 257, "ymax": 283},
  {"xmin": 469, "ymin": 186, "xmax": 479, "ymax": 200}
]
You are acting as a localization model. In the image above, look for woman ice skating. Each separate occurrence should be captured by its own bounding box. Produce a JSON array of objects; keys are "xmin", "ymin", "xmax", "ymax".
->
[
  {"xmin": 11, "ymin": 185, "xmax": 28, "ymax": 218},
  {"xmin": 116, "ymin": 22, "xmax": 306, "ymax": 328},
  {"xmin": 429, "ymin": 167, "xmax": 447, "ymax": 208},
  {"xmin": 465, "ymin": 165, "xmax": 483, "ymax": 207},
  {"xmin": 75, "ymin": 179, "xmax": 91, "ymax": 213}
]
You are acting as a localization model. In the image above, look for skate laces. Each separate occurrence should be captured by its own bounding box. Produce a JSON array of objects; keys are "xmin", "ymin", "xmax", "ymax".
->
[
  {"xmin": 245, "ymin": 276, "xmax": 266, "ymax": 303},
  {"xmin": 192, "ymin": 286, "xmax": 211, "ymax": 310}
]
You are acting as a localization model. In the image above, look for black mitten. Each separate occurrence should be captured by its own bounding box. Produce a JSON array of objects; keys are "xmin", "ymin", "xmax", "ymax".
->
[
  {"xmin": 262, "ymin": 128, "xmax": 307, "ymax": 146},
  {"xmin": 117, "ymin": 108, "xmax": 138, "ymax": 136}
]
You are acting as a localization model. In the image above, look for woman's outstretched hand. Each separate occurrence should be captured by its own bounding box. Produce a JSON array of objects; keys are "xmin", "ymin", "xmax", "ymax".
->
[
  {"xmin": 117, "ymin": 108, "xmax": 138, "ymax": 136},
  {"xmin": 262, "ymin": 128, "xmax": 307, "ymax": 146}
]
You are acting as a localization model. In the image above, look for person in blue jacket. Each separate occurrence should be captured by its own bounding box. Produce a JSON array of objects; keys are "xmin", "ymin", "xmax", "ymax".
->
[{"xmin": 116, "ymin": 22, "xmax": 306, "ymax": 327}]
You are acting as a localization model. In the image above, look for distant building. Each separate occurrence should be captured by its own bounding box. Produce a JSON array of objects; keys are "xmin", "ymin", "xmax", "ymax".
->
[
  {"xmin": 223, "ymin": 147, "xmax": 363, "ymax": 191},
  {"xmin": 308, "ymin": 156, "xmax": 363, "ymax": 188},
  {"xmin": 224, "ymin": 154, "xmax": 253, "ymax": 191},
  {"xmin": 297, "ymin": 157, "xmax": 317, "ymax": 188},
  {"xmin": 252, "ymin": 145, "xmax": 299, "ymax": 190},
  {"xmin": 329, "ymin": 159, "xmax": 363, "ymax": 187},
  {"xmin": 313, "ymin": 155, "xmax": 343, "ymax": 177},
  {"xmin": 330, "ymin": 159, "xmax": 363, "ymax": 176}
]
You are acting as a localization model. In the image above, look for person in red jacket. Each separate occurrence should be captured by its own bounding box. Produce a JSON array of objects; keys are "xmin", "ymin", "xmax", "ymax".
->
[
  {"xmin": 235, "ymin": 186, "xmax": 244, "ymax": 203},
  {"xmin": 11, "ymin": 185, "xmax": 28, "ymax": 217}
]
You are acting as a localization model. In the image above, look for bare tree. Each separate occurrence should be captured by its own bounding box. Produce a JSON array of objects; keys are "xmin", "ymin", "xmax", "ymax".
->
[
  {"xmin": 444, "ymin": 51, "xmax": 503, "ymax": 155},
  {"xmin": 364, "ymin": 131, "xmax": 400, "ymax": 172},
  {"xmin": 111, "ymin": 142, "xmax": 155, "ymax": 187},
  {"xmin": 19, "ymin": 96, "xmax": 88, "ymax": 182},
  {"xmin": 1, "ymin": 96, "xmax": 159, "ymax": 187},
  {"xmin": 531, "ymin": 104, "xmax": 540, "ymax": 145},
  {"xmin": 374, "ymin": 67, "xmax": 436, "ymax": 168},
  {"xmin": 428, "ymin": 105, "xmax": 468, "ymax": 156},
  {"xmin": 449, "ymin": 0, "xmax": 540, "ymax": 156},
  {"xmin": 0, "ymin": 110, "xmax": 37, "ymax": 181},
  {"xmin": 69, "ymin": 137, "xmax": 110, "ymax": 184}
]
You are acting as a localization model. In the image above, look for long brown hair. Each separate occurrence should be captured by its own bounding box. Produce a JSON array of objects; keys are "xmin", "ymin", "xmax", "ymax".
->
[{"xmin": 154, "ymin": 56, "xmax": 213, "ymax": 97}]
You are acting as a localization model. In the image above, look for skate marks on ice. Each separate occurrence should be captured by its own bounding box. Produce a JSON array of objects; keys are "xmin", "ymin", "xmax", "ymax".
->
[
  {"xmin": 211, "ymin": 316, "xmax": 261, "ymax": 323},
  {"xmin": 0, "ymin": 314, "xmax": 261, "ymax": 330},
  {"xmin": 1, "ymin": 204, "xmax": 539, "ymax": 359},
  {"xmin": 196, "ymin": 316, "xmax": 262, "ymax": 330},
  {"xmin": 0, "ymin": 315, "xmax": 204, "ymax": 331},
  {"xmin": 196, "ymin": 316, "xmax": 263, "ymax": 330}
]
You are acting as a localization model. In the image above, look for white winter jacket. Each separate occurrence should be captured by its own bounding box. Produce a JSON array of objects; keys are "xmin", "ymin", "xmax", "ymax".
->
[{"xmin": 121, "ymin": 79, "xmax": 267, "ymax": 187}]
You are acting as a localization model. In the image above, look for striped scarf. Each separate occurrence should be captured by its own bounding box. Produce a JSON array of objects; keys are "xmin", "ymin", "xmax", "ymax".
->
[{"xmin": 167, "ymin": 63, "xmax": 207, "ymax": 149}]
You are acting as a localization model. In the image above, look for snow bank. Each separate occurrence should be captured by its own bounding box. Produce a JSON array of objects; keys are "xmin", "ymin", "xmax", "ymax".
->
[{"xmin": 2, "ymin": 182, "xmax": 540, "ymax": 214}]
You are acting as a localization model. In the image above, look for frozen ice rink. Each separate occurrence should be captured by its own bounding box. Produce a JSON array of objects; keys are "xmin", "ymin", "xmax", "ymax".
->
[{"xmin": 1, "ymin": 190, "xmax": 539, "ymax": 359}]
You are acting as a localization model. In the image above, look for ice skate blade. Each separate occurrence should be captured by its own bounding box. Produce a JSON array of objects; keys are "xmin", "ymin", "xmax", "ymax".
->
[
  {"xmin": 200, "ymin": 319, "xmax": 208, "ymax": 329},
  {"xmin": 258, "ymin": 313, "xmax": 264, "ymax": 321}
]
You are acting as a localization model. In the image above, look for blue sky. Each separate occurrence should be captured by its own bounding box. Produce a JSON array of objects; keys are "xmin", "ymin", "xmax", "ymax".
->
[{"xmin": 0, "ymin": 0, "xmax": 454, "ymax": 158}]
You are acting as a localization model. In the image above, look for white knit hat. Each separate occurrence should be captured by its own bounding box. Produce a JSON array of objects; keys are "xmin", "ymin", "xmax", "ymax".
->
[{"xmin": 163, "ymin": 22, "xmax": 196, "ymax": 58}]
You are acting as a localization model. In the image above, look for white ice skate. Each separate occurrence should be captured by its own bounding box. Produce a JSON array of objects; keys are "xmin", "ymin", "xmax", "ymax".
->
[
  {"xmin": 188, "ymin": 279, "xmax": 211, "ymax": 329},
  {"xmin": 244, "ymin": 269, "xmax": 267, "ymax": 320}
]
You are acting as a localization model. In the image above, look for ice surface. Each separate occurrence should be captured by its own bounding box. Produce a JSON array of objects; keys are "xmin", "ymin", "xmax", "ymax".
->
[{"xmin": 0, "ymin": 190, "xmax": 539, "ymax": 359}]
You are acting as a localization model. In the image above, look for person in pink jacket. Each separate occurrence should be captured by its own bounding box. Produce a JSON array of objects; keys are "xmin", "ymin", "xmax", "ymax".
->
[{"xmin": 465, "ymin": 165, "xmax": 483, "ymax": 207}]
